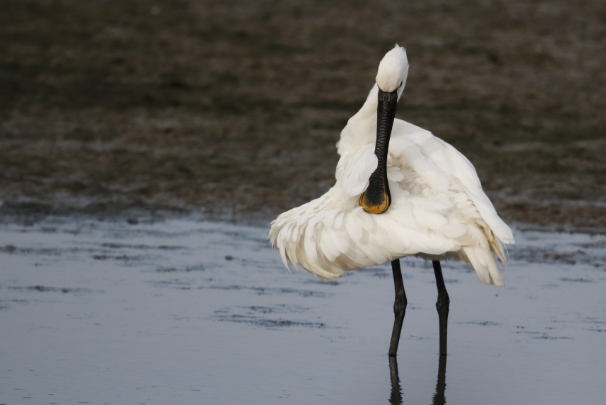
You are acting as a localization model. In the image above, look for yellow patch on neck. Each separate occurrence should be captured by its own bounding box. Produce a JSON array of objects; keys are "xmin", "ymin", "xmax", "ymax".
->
[{"xmin": 359, "ymin": 191, "xmax": 390, "ymax": 214}]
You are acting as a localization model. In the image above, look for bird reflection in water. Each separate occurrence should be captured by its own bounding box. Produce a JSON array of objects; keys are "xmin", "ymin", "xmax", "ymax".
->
[
  {"xmin": 388, "ymin": 355, "xmax": 447, "ymax": 405},
  {"xmin": 389, "ymin": 295, "xmax": 449, "ymax": 405},
  {"xmin": 388, "ymin": 356, "xmax": 403, "ymax": 404}
]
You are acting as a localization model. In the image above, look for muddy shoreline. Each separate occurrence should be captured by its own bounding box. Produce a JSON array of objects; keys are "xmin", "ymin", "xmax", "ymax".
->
[{"xmin": 2, "ymin": 0, "xmax": 605, "ymax": 231}]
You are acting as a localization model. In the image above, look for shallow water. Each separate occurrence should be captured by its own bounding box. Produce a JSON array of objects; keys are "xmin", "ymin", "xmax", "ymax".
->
[{"xmin": 0, "ymin": 218, "xmax": 605, "ymax": 404}]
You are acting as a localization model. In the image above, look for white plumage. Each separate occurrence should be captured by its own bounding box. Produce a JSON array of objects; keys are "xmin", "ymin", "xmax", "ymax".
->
[{"xmin": 269, "ymin": 46, "xmax": 514, "ymax": 286}]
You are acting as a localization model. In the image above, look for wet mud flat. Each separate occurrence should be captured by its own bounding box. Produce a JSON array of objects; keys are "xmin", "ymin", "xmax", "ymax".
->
[
  {"xmin": 2, "ymin": 0, "xmax": 606, "ymax": 229},
  {"xmin": 1, "ymin": 217, "xmax": 605, "ymax": 404}
]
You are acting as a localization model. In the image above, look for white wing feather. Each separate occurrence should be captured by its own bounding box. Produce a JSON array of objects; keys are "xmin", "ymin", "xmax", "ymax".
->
[{"xmin": 269, "ymin": 107, "xmax": 514, "ymax": 286}]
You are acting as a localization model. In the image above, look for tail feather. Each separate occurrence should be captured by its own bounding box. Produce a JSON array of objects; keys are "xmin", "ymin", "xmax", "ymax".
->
[
  {"xmin": 486, "ymin": 229, "xmax": 507, "ymax": 263},
  {"xmin": 462, "ymin": 246, "xmax": 504, "ymax": 287}
]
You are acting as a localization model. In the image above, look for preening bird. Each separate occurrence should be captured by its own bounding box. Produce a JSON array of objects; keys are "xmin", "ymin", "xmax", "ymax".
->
[{"xmin": 269, "ymin": 45, "xmax": 514, "ymax": 356}]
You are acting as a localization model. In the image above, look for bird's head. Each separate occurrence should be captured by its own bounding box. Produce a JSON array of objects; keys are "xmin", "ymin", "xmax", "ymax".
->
[
  {"xmin": 375, "ymin": 45, "xmax": 409, "ymax": 100},
  {"xmin": 359, "ymin": 45, "xmax": 408, "ymax": 215}
]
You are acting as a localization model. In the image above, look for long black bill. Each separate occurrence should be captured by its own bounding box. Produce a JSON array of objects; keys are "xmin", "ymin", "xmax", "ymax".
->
[{"xmin": 360, "ymin": 88, "xmax": 399, "ymax": 214}]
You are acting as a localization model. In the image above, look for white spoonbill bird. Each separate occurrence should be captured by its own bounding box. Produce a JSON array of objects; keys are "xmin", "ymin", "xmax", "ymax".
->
[{"xmin": 269, "ymin": 45, "xmax": 514, "ymax": 357}]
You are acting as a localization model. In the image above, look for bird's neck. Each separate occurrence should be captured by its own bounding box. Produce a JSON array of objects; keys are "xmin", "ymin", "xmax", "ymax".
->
[{"xmin": 337, "ymin": 85, "xmax": 380, "ymax": 155}]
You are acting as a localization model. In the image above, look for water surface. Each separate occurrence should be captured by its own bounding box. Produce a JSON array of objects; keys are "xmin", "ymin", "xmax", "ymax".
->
[{"xmin": 0, "ymin": 218, "xmax": 605, "ymax": 404}]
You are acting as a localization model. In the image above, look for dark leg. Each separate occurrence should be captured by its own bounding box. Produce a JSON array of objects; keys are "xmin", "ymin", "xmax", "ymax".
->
[
  {"xmin": 388, "ymin": 356, "xmax": 403, "ymax": 404},
  {"xmin": 389, "ymin": 259, "xmax": 407, "ymax": 357},
  {"xmin": 432, "ymin": 260, "xmax": 450, "ymax": 357}
]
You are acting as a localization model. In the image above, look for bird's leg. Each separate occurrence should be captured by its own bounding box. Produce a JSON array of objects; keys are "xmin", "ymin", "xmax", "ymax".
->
[
  {"xmin": 389, "ymin": 259, "xmax": 407, "ymax": 357},
  {"xmin": 432, "ymin": 260, "xmax": 450, "ymax": 357}
]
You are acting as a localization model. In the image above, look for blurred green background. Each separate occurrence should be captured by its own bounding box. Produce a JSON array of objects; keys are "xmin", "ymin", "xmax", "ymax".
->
[{"xmin": 1, "ymin": 0, "xmax": 605, "ymax": 229}]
